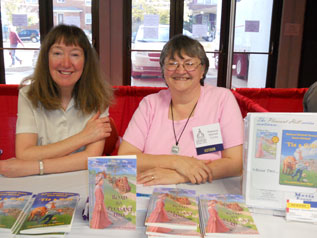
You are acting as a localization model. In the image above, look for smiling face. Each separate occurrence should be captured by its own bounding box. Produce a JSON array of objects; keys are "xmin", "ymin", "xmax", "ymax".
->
[
  {"xmin": 163, "ymin": 52, "xmax": 205, "ymax": 94},
  {"xmin": 49, "ymin": 41, "xmax": 85, "ymax": 92}
]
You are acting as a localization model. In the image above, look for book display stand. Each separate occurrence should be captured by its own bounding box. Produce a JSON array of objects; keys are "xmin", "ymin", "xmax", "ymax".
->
[{"xmin": 243, "ymin": 113, "xmax": 317, "ymax": 216}]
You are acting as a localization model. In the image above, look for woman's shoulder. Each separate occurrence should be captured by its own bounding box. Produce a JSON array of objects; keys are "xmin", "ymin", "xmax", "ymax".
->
[
  {"xmin": 142, "ymin": 88, "xmax": 170, "ymax": 104},
  {"xmin": 202, "ymin": 85, "xmax": 234, "ymax": 98},
  {"xmin": 18, "ymin": 84, "xmax": 30, "ymax": 96}
]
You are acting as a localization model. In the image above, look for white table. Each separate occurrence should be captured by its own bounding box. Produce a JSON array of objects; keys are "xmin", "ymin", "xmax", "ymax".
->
[{"xmin": 1, "ymin": 171, "xmax": 317, "ymax": 237}]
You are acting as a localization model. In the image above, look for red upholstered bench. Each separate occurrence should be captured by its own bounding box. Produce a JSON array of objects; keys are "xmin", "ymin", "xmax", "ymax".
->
[{"xmin": 0, "ymin": 85, "xmax": 286, "ymax": 160}]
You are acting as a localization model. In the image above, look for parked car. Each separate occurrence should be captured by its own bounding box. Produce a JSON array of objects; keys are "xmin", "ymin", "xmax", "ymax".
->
[
  {"xmin": 18, "ymin": 29, "xmax": 40, "ymax": 43},
  {"xmin": 131, "ymin": 25, "xmax": 192, "ymax": 79}
]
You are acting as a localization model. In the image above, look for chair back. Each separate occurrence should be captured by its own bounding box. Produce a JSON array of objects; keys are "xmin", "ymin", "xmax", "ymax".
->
[{"xmin": 103, "ymin": 117, "xmax": 119, "ymax": 155}]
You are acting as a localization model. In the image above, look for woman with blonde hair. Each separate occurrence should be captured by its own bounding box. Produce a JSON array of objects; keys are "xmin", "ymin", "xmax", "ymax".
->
[{"xmin": 0, "ymin": 24, "xmax": 113, "ymax": 177}]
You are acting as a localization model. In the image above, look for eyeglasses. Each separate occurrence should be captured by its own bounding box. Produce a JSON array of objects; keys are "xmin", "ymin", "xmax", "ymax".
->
[{"xmin": 164, "ymin": 61, "xmax": 202, "ymax": 72}]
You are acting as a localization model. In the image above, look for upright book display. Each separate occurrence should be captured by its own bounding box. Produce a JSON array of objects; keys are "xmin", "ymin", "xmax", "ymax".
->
[
  {"xmin": 243, "ymin": 113, "xmax": 317, "ymax": 215},
  {"xmin": 88, "ymin": 155, "xmax": 137, "ymax": 230}
]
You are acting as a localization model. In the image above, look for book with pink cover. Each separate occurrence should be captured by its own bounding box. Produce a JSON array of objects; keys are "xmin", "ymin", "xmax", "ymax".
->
[
  {"xmin": 144, "ymin": 187, "xmax": 199, "ymax": 231},
  {"xmin": 199, "ymin": 194, "xmax": 259, "ymax": 237},
  {"xmin": 146, "ymin": 225, "xmax": 202, "ymax": 238},
  {"xmin": 88, "ymin": 155, "xmax": 137, "ymax": 230}
]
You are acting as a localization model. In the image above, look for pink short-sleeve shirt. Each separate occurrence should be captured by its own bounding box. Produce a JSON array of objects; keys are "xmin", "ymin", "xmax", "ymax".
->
[{"xmin": 123, "ymin": 85, "xmax": 244, "ymax": 161}]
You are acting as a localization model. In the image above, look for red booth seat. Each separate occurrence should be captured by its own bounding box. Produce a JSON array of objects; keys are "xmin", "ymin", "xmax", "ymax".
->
[
  {"xmin": 0, "ymin": 85, "xmax": 296, "ymax": 160},
  {"xmin": 234, "ymin": 88, "xmax": 308, "ymax": 112}
]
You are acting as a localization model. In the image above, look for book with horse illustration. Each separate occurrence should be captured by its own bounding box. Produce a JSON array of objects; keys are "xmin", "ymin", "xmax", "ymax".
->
[
  {"xmin": 0, "ymin": 191, "xmax": 33, "ymax": 232},
  {"xmin": 11, "ymin": 191, "xmax": 80, "ymax": 236}
]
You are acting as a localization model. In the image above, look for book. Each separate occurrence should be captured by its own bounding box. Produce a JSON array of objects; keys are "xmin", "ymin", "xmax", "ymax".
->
[
  {"xmin": 243, "ymin": 113, "xmax": 317, "ymax": 215},
  {"xmin": 146, "ymin": 225, "xmax": 202, "ymax": 238},
  {"xmin": 9, "ymin": 191, "xmax": 80, "ymax": 236},
  {"xmin": 88, "ymin": 155, "xmax": 137, "ymax": 230},
  {"xmin": 0, "ymin": 191, "xmax": 33, "ymax": 232},
  {"xmin": 199, "ymin": 194, "xmax": 259, "ymax": 237},
  {"xmin": 144, "ymin": 187, "xmax": 200, "ymax": 231}
]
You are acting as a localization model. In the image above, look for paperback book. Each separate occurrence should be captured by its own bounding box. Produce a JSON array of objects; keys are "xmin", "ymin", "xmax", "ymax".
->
[
  {"xmin": 10, "ymin": 191, "xmax": 79, "ymax": 236},
  {"xmin": 144, "ymin": 187, "xmax": 200, "ymax": 232},
  {"xmin": 88, "ymin": 155, "xmax": 137, "ymax": 230},
  {"xmin": 243, "ymin": 113, "xmax": 317, "ymax": 215},
  {"xmin": 0, "ymin": 191, "xmax": 33, "ymax": 232},
  {"xmin": 199, "ymin": 194, "xmax": 259, "ymax": 237}
]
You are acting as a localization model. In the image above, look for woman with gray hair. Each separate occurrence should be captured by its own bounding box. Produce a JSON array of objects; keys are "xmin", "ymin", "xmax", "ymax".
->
[{"xmin": 119, "ymin": 35, "xmax": 243, "ymax": 185}]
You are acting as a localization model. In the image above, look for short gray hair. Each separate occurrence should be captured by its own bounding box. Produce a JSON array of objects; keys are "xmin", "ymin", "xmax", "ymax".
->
[{"xmin": 160, "ymin": 34, "xmax": 209, "ymax": 86}]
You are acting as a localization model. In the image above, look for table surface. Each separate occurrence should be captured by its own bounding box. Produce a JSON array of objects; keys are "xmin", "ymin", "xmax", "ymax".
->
[{"xmin": 1, "ymin": 171, "xmax": 317, "ymax": 238}]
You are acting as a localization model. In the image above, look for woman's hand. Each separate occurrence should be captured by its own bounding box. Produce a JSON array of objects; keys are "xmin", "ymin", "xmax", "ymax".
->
[
  {"xmin": 81, "ymin": 112, "xmax": 112, "ymax": 144},
  {"xmin": 137, "ymin": 168, "xmax": 186, "ymax": 186},
  {"xmin": 0, "ymin": 158, "xmax": 37, "ymax": 177},
  {"xmin": 167, "ymin": 156, "xmax": 213, "ymax": 184}
]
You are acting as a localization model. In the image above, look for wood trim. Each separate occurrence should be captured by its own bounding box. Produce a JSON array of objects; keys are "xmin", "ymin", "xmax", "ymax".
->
[
  {"xmin": 217, "ymin": 0, "xmax": 231, "ymax": 87},
  {"xmin": 266, "ymin": 0, "xmax": 284, "ymax": 88},
  {"xmin": 39, "ymin": 0, "xmax": 53, "ymax": 41},
  {"xmin": 92, "ymin": 0, "xmax": 99, "ymax": 53}
]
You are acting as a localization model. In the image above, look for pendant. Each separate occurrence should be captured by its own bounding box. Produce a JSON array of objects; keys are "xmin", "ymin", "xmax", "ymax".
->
[{"xmin": 171, "ymin": 145, "xmax": 179, "ymax": 154}]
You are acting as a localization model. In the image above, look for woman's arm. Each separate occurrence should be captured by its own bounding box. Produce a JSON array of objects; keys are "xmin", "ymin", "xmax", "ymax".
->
[
  {"xmin": 207, "ymin": 144, "xmax": 243, "ymax": 181},
  {"xmin": 15, "ymin": 112, "xmax": 111, "ymax": 161},
  {"xmin": 0, "ymin": 138, "xmax": 105, "ymax": 178},
  {"xmin": 118, "ymin": 140, "xmax": 212, "ymax": 184},
  {"xmin": 118, "ymin": 140, "xmax": 242, "ymax": 185}
]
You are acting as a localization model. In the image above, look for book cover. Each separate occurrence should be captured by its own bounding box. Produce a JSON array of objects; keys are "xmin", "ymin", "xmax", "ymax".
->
[
  {"xmin": 12, "ymin": 192, "xmax": 79, "ymax": 235},
  {"xmin": 88, "ymin": 155, "xmax": 137, "ymax": 230},
  {"xmin": 279, "ymin": 130, "xmax": 317, "ymax": 188},
  {"xmin": 0, "ymin": 191, "xmax": 33, "ymax": 231},
  {"xmin": 199, "ymin": 194, "xmax": 259, "ymax": 237},
  {"xmin": 243, "ymin": 113, "xmax": 317, "ymax": 214},
  {"xmin": 145, "ymin": 187, "xmax": 199, "ymax": 231}
]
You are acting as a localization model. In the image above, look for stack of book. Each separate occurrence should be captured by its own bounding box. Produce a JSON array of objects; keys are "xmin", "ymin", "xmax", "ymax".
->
[
  {"xmin": 0, "ymin": 191, "xmax": 80, "ymax": 237},
  {"xmin": 144, "ymin": 188, "xmax": 259, "ymax": 237},
  {"xmin": 199, "ymin": 194, "xmax": 259, "ymax": 237},
  {"xmin": 145, "ymin": 187, "xmax": 201, "ymax": 238}
]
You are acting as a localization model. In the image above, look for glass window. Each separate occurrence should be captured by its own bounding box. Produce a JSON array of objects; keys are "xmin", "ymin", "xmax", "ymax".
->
[
  {"xmin": 1, "ymin": 0, "xmax": 40, "ymax": 84},
  {"xmin": 184, "ymin": 0, "xmax": 220, "ymax": 87},
  {"xmin": 85, "ymin": 0, "xmax": 92, "ymax": 6},
  {"xmin": 231, "ymin": 0, "xmax": 274, "ymax": 88},
  {"xmin": 85, "ymin": 13, "xmax": 92, "ymax": 25},
  {"xmin": 131, "ymin": 0, "xmax": 170, "ymax": 87},
  {"xmin": 25, "ymin": 0, "xmax": 38, "ymax": 3},
  {"xmin": 53, "ymin": 0, "xmax": 92, "ymax": 43}
]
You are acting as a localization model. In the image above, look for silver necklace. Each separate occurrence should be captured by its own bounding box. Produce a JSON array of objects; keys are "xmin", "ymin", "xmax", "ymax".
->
[{"xmin": 170, "ymin": 100, "xmax": 197, "ymax": 154}]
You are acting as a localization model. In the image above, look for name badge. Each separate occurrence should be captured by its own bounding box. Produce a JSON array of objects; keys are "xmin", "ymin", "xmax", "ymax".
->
[{"xmin": 193, "ymin": 123, "xmax": 224, "ymax": 155}]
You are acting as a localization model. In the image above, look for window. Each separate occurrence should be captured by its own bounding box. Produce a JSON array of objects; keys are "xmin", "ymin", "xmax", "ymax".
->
[
  {"xmin": 85, "ymin": 13, "xmax": 92, "ymax": 25},
  {"xmin": 130, "ymin": 0, "xmax": 282, "ymax": 88},
  {"xmin": 57, "ymin": 0, "xmax": 65, "ymax": 3},
  {"xmin": 1, "ymin": 0, "xmax": 40, "ymax": 84},
  {"xmin": 58, "ymin": 14, "xmax": 64, "ymax": 24},
  {"xmin": 85, "ymin": 0, "xmax": 92, "ymax": 6},
  {"xmin": 131, "ymin": 0, "xmax": 170, "ymax": 87},
  {"xmin": 25, "ymin": 0, "xmax": 38, "ymax": 3}
]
